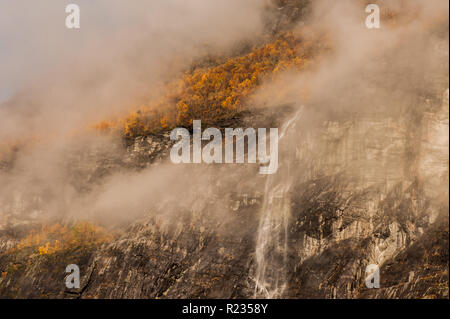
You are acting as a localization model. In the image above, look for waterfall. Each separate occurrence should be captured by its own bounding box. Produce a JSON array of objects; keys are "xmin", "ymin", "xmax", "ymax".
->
[{"xmin": 254, "ymin": 106, "xmax": 303, "ymax": 298}]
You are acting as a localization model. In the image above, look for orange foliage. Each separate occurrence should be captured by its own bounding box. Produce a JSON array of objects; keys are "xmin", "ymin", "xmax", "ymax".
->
[
  {"xmin": 15, "ymin": 222, "xmax": 113, "ymax": 257},
  {"xmin": 93, "ymin": 120, "xmax": 116, "ymax": 132},
  {"xmin": 96, "ymin": 33, "xmax": 317, "ymax": 138}
]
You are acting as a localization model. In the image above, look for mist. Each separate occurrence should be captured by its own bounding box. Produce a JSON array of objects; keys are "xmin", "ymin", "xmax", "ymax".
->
[
  {"xmin": 0, "ymin": 0, "xmax": 272, "ymax": 226},
  {"xmin": 0, "ymin": 0, "xmax": 448, "ymax": 229},
  {"xmin": 0, "ymin": 0, "xmax": 268, "ymax": 139}
]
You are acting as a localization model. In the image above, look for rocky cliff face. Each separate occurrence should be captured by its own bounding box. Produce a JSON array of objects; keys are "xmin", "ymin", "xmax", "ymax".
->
[{"xmin": 1, "ymin": 87, "xmax": 447, "ymax": 299}]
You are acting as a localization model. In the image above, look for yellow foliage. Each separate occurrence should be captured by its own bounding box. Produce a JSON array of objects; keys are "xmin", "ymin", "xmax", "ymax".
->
[
  {"xmin": 16, "ymin": 222, "xmax": 113, "ymax": 257},
  {"xmin": 160, "ymin": 116, "xmax": 169, "ymax": 129},
  {"xmin": 38, "ymin": 243, "xmax": 51, "ymax": 255},
  {"xmin": 96, "ymin": 32, "xmax": 318, "ymax": 138},
  {"xmin": 94, "ymin": 120, "xmax": 116, "ymax": 132}
]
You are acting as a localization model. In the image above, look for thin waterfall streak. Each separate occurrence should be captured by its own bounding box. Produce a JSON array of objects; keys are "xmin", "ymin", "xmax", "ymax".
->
[{"xmin": 254, "ymin": 106, "xmax": 304, "ymax": 299}]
